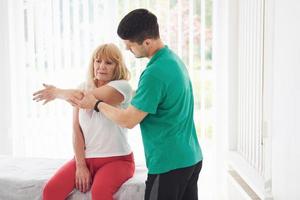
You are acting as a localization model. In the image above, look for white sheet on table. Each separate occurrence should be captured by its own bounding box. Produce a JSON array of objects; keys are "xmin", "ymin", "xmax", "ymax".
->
[{"xmin": 0, "ymin": 156, "xmax": 146, "ymax": 200}]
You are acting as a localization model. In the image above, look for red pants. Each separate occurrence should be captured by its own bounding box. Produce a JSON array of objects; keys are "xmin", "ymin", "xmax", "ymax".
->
[{"xmin": 43, "ymin": 153, "xmax": 135, "ymax": 200}]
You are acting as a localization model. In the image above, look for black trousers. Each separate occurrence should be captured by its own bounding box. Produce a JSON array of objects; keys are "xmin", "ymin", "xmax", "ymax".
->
[{"xmin": 144, "ymin": 160, "xmax": 203, "ymax": 200}]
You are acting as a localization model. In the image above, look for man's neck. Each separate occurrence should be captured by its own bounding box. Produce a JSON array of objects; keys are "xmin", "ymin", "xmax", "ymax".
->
[{"xmin": 147, "ymin": 39, "xmax": 164, "ymax": 59}]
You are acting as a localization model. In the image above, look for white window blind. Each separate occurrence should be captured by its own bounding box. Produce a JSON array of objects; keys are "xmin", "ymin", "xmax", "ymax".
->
[
  {"xmin": 11, "ymin": 0, "xmax": 119, "ymax": 158},
  {"xmin": 237, "ymin": 0, "xmax": 264, "ymax": 177},
  {"xmin": 9, "ymin": 0, "xmax": 213, "ymax": 159}
]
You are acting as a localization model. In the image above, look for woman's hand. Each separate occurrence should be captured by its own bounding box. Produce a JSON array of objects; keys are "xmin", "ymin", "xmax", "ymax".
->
[
  {"xmin": 75, "ymin": 164, "xmax": 91, "ymax": 193},
  {"xmin": 33, "ymin": 84, "xmax": 84, "ymax": 106},
  {"xmin": 33, "ymin": 84, "xmax": 57, "ymax": 105}
]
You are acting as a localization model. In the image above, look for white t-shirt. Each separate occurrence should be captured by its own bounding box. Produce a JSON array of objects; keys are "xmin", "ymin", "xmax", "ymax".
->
[{"xmin": 78, "ymin": 80, "xmax": 132, "ymax": 158}]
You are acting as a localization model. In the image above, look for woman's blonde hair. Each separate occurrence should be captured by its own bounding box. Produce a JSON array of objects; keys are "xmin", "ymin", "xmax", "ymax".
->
[{"xmin": 87, "ymin": 43, "xmax": 130, "ymax": 88}]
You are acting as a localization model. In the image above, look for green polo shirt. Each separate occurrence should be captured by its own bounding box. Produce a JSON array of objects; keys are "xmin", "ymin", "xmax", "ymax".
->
[{"xmin": 131, "ymin": 46, "xmax": 203, "ymax": 174}]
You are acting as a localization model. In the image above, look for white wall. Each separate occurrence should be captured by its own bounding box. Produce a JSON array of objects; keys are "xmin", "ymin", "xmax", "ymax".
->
[
  {"xmin": 214, "ymin": 0, "xmax": 235, "ymax": 198},
  {"xmin": 217, "ymin": 0, "xmax": 300, "ymax": 199},
  {"xmin": 271, "ymin": 0, "xmax": 300, "ymax": 199},
  {"xmin": 0, "ymin": 0, "xmax": 12, "ymax": 155}
]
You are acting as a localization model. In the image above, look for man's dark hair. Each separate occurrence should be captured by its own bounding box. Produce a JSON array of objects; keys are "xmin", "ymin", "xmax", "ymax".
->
[{"xmin": 117, "ymin": 9, "xmax": 160, "ymax": 44}]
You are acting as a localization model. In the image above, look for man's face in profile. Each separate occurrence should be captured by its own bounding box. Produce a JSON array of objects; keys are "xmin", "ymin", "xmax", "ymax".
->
[{"xmin": 123, "ymin": 40, "xmax": 148, "ymax": 58}]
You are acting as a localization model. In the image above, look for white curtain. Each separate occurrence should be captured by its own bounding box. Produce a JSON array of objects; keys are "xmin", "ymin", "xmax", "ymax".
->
[{"xmin": 7, "ymin": 0, "xmax": 213, "ymax": 161}]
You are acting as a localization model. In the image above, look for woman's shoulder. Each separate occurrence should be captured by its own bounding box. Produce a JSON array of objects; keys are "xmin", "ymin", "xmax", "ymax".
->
[{"xmin": 107, "ymin": 79, "xmax": 132, "ymax": 104}]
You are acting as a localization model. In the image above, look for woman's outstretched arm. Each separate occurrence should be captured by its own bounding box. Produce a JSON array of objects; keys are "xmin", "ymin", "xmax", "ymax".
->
[
  {"xmin": 33, "ymin": 84, "xmax": 84, "ymax": 105},
  {"xmin": 33, "ymin": 83, "xmax": 124, "ymax": 106}
]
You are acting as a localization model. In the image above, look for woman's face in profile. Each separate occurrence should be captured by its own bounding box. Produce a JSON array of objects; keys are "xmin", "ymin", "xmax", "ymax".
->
[{"xmin": 93, "ymin": 57, "xmax": 116, "ymax": 83}]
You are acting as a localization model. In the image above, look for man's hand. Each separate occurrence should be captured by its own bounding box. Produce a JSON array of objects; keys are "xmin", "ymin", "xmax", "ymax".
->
[
  {"xmin": 72, "ymin": 92, "xmax": 98, "ymax": 109},
  {"xmin": 32, "ymin": 83, "xmax": 57, "ymax": 105}
]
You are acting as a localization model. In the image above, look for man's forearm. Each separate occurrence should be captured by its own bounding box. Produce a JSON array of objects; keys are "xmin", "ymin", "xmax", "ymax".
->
[
  {"xmin": 72, "ymin": 92, "xmax": 147, "ymax": 128},
  {"xmin": 98, "ymin": 102, "xmax": 134, "ymax": 129}
]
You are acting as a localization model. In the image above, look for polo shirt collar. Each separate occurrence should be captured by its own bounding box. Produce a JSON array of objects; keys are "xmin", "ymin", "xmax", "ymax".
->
[{"xmin": 147, "ymin": 45, "xmax": 169, "ymax": 67}]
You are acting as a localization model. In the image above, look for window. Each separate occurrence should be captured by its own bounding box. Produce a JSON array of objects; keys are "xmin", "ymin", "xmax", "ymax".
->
[
  {"xmin": 227, "ymin": 0, "xmax": 271, "ymax": 197},
  {"xmin": 9, "ymin": 0, "xmax": 214, "ymax": 163}
]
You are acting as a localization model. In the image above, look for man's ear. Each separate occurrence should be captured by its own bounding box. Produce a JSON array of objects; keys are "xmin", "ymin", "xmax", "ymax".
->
[{"xmin": 144, "ymin": 39, "xmax": 151, "ymax": 46}]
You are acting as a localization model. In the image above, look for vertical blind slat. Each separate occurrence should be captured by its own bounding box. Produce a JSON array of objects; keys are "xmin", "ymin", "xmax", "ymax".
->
[{"xmin": 237, "ymin": 0, "xmax": 264, "ymax": 176}]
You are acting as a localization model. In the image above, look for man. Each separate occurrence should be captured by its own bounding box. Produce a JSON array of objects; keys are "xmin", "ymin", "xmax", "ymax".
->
[{"xmin": 74, "ymin": 9, "xmax": 203, "ymax": 200}]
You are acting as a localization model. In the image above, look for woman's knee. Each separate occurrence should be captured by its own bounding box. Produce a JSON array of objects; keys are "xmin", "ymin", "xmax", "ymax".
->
[
  {"xmin": 91, "ymin": 183, "xmax": 114, "ymax": 200},
  {"xmin": 42, "ymin": 180, "xmax": 56, "ymax": 200},
  {"xmin": 42, "ymin": 178, "xmax": 69, "ymax": 200}
]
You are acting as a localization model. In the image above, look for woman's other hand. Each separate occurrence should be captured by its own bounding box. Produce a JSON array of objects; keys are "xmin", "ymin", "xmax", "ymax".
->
[{"xmin": 75, "ymin": 164, "xmax": 92, "ymax": 193}]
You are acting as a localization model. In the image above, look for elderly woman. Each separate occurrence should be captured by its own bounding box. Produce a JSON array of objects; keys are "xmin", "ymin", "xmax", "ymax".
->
[{"xmin": 33, "ymin": 43, "xmax": 134, "ymax": 200}]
